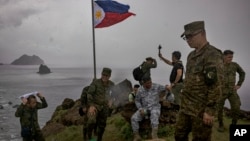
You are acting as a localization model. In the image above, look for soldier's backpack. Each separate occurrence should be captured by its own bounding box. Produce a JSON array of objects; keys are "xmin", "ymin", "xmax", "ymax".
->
[{"xmin": 133, "ymin": 65, "xmax": 144, "ymax": 81}]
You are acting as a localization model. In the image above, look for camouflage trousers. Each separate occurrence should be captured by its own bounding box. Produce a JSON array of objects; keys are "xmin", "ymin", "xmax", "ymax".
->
[
  {"xmin": 86, "ymin": 105, "xmax": 109, "ymax": 141},
  {"xmin": 172, "ymin": 82, "xmax": 183, "ymax": 105},
  {"xmin": 175, "ymin": 112, "xmax": 212, "ymax": 141},
  {"xmin": 131, "ymin": 107, "xmax": 160, "ymax": 132},
  {"xmin": 217, "ymin": 91, "xmax": 241, "ymax": 124}
]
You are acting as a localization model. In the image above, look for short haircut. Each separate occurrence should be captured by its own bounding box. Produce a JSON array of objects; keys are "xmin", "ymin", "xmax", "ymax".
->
[
  {"xmin": 172, "ymin": 51, "xmax": 181, "ymax": 60},
  {"xmin": 141, "ymin": 76, "xmax": 151, "ymax": 83},
  {"xmin": 134, "ymin": 84, "xmax": 140, "ymax": 88},
  {"xmin": 223, "ymin": 50, "xmax": 234, "ymax": 55}
]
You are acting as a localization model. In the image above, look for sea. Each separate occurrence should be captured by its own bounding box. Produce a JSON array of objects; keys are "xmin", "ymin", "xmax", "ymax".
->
[{"xmin": 0, "ymin": 65, "xmax": 249, "ymax": 141}]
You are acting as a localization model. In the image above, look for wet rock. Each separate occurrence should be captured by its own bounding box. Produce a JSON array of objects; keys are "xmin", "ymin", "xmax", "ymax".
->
[
  {"xmin": 61, "ymin": 98, "xmax": 75, "ymax": 110},
  {"xmin": 111, "ymin": 79, "xmax": 132, "ymax": 107},
  {"xmin": 42, "ymin": 122, "xmax": 65, "ymax": 137},
  {"xmin": 37, "ymin": 64, "xmax": 51, "ymax": 74},
  {"xmin": 61, "ymin": 100, "xmax": 84, "ymax": 126}
]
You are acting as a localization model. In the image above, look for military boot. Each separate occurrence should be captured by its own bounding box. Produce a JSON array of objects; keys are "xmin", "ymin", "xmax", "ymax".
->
[
  {"xmin": 133, "ymin": 132, "xmax": 142, "ymax": 141},
  {"xmin": 217, "ymin": 122, "xmax": 225, "ymax": 132},
  {"xmin": 151, "ymin": 128, "xmax": 158, "ymax": 139}
]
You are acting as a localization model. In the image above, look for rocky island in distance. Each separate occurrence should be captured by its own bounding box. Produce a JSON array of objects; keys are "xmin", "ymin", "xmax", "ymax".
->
[{"xmin": 11, "ymin": 54, "xmax": 45, "ymax": 65}]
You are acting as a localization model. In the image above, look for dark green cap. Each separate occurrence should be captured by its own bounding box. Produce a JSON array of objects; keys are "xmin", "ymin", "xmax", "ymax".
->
[
  {"xmin": 102, "ymin": 67, "xmax": 112, "ymax": 76},
  {"xmin": 181, "ymin": 21, "xmax": 205, "ymax": 37}
]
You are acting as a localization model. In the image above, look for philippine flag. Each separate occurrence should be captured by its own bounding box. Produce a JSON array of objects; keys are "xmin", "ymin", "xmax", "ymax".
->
[{"xmin": 94, "ymin": 0, "xmax": 135, "ymax": 28}]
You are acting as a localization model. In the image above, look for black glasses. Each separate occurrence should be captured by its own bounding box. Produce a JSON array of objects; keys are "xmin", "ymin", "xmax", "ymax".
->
[
  {"xmin": 182, "ymin": 30, "xmax": 203, "ymax": 41},
  {"xmin": 102, "ymin": 74, "xmax": 109, "ymax": 77}
]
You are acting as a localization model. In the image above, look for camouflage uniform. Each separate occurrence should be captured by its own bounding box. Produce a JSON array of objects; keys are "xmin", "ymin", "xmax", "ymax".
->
[
  {"xmin": 175, "ymin": 21, "xmax": 224, "ymax": 141},
  {"xmin": 87, "ymin": 77, "xmax": 114, "ymax": 141},
  {"xmin": 175, "ymin": 42, "xmax": 223, "ymax": 141},
  {"xmin": 217, "ymin": 62, "xmax": 245, "ymax": 125},
  {"xmin": 15, "ymin": 97, "xmax": 48, "ymax": 141},
  {"xmin": 141, "ymin": 58, "xmax": 157, "ymax": 79},
  {"xmin": 131, "ymin": 83, "xmax": 166, "ymax": 132}
]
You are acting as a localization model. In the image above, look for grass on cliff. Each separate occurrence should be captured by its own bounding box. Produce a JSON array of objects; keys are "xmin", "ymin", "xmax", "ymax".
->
[{"xmin": 45, "ymin": 113, "xmax": 250, "ymax": 141}]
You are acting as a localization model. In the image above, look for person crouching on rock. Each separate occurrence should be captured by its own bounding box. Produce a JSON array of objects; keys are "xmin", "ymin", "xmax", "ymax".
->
[
  {"xmin": 15, "ymin": 93, "xmax": 48, "ymax": 141},
  {"xmin": 131, "ymin": 76, "xmax": 169, "ymax": 141}
]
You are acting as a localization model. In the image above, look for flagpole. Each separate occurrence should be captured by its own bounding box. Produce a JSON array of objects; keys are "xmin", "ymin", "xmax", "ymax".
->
[{"xmin": 91, "ymin": 0, "xmax": 96, "ymax": 79}]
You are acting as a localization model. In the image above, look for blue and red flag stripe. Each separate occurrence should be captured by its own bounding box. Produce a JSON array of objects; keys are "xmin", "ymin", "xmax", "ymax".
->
[{"xmin": 94, "ymin": 0, "xmax": 135, "ymax": 28}]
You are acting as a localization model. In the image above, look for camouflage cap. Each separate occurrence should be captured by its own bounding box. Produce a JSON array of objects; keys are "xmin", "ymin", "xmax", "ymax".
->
[
  {"xmin": 102, "ymin": 67, "xmax": 112, "ymax": 76},
  {"xmin": 181, "ymin": 21, "xmax": 205, "ymax": 37}
]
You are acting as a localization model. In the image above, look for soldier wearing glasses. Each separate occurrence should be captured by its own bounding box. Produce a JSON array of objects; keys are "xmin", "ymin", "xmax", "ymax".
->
[
  {"xmin": 86, "ymin": 68, "xmax": 115, "ymax": 141},
  {"xmin": 175, "ymin": 21, "xmax": 223, "ymax": 141}
]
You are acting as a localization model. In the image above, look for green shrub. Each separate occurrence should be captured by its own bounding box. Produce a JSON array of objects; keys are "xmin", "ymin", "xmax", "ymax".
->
[
  {"xmin": 158, "ymin": 125, "xmax": 175, "ymax": 137},
  {"xmin": 46, "ymin": 126, "xmax": 82, "ymax": 141}
]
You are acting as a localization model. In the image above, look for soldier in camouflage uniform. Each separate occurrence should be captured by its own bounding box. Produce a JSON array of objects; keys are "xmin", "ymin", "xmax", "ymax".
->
[
  {"xmin": 217, "ymin": 50, "xmax": 245, "ymax": 132},
  {"xmin": 15, "ymin": 93, "xmax": 48, "ymax": 141},
  {"xmin": 86, "ymin": 68, "xmax": 115, "ymax": 141},
  {"xmin": 175, "ymin": 21, "xmax": 223, "ymax": 141},
  {"xmin": 131, "ymin": 76, "xmax": 169, "ymax": 141},
  {"xmin": 140, "ymin": 57, "xmax": 157, "ymax": 84}
]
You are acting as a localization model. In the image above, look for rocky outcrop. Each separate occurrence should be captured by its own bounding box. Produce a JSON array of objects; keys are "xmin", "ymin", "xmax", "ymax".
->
[
  {"xmin": 11, "ymin": 54, "xmax": 44, "ymax": 65},
  {"xmin": 111, "ymin": 79, "xmax": 133, "ymax": 108},
  {"xmin": 42, "ymin": 98, "xmax": 84, "ymax": 137},
  {"xmin": 37, "ymin": 64, "xmax": 51, "ymax": 74}
]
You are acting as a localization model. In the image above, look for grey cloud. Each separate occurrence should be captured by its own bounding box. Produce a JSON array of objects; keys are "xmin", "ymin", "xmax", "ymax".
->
[
  {"xmin": 0, "ymin": 0, "xmax": 11, "ymax": 5},
  {"xmin": 0, "ymin": 1, "xmax": 40, "ymax": 29}
]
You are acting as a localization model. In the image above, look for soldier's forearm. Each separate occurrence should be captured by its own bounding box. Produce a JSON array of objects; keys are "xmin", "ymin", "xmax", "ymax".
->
[{"xmin": 41, "ymin": 97, "xmax": 48, "ymax": 108}]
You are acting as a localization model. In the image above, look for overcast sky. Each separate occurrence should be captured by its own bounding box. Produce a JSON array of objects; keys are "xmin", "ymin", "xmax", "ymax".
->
[{"xmin": 0, "ymin": 0, "xmax": 249, "ymax": 67}]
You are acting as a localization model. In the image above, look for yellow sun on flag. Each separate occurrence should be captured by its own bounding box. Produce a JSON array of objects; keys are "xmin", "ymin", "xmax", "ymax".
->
[{"xmin": 95, "ymin": 10, "xmax": 102, "ymax": 19}]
